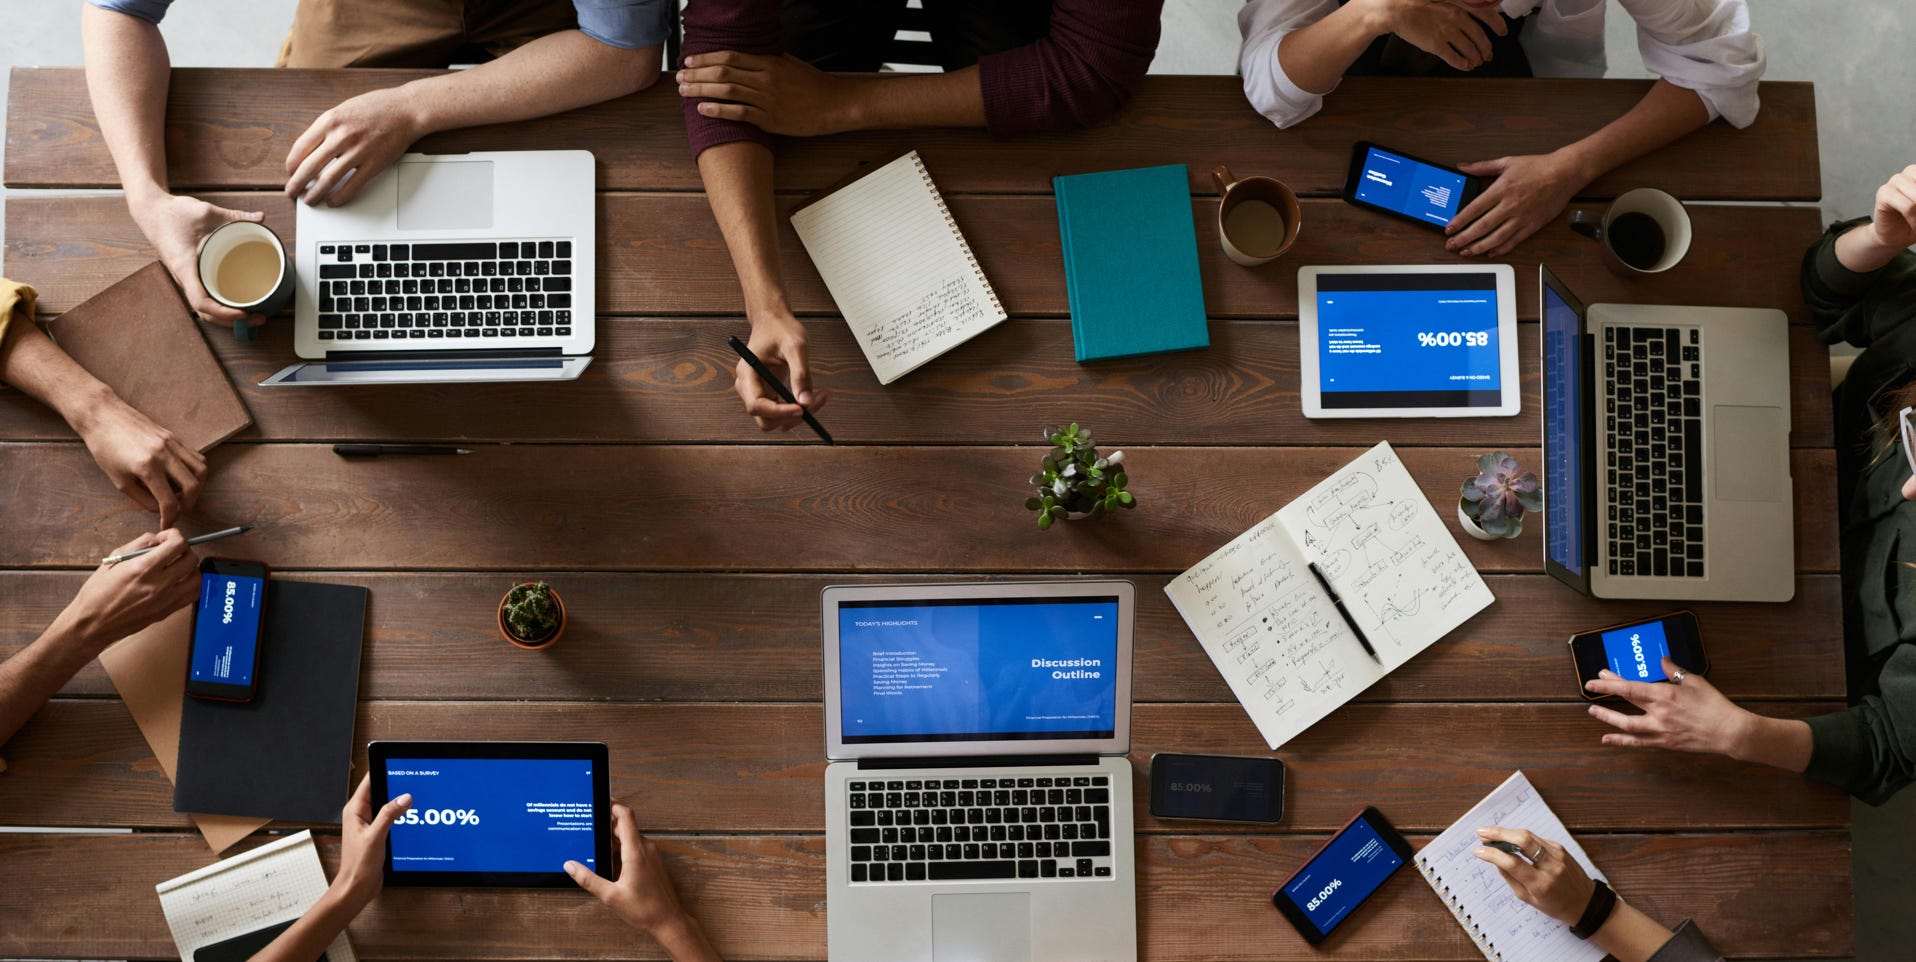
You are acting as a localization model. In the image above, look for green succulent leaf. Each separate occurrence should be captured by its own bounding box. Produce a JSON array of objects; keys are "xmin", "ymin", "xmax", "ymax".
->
[
  {"xmin": 1038, "ymin": 512, "xmax": 1054, "ymax": 530},
  {"xmin": 1024, "ymin": 497, "xmax": 1043, "ymax": 511},
  {"xmin": 1118, "ymin": 491, "xmax": 1134, "ymax": 505}
]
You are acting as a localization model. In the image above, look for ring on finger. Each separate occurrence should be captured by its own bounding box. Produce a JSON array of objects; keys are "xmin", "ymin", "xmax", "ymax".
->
[
  {"xmin": 1528, "ymin": 845, "xmax": 1545, "ymax": 861},
  {"xmin": 1671, "ymin": 668, "xmax": 1687, "ymax": 684}
]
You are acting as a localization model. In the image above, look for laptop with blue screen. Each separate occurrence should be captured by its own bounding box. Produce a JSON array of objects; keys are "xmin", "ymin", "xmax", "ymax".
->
[{"xmin": 821, "ymin": 581, "xmax": 1138, "ymax": 962}]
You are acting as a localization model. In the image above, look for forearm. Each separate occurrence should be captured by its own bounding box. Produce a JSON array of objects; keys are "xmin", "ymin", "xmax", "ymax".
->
[
  {"xmin": 249, "ymin": 888, "xmax": 364, "ymax": 962},
  {"xmin": 1555, "ymin": 80, "xmax": 1711, "ymax": 186},
  {"xmin": 1275, "ymin": 0, "xmax": 1384, "ymax": 97},
  {"xmin": 838, "ymin": 68, "xmax": 986, "ymax": 132},
  {"xmin": 1590, "ymin": 899, "xmax": 1677, "ymax": 962},
  {"xmin": 1834, "ymin": 222, "xmax": 1907, "ymax": 274},
  {"xmin": 651, "ymin": 914, "xmax": 723, "ymax": 962},
  {"xmin": 0, "ymin": 625, "xmax": 99, "ymax": 747},
  {"xmin": 695, "ymin": 142, "xmax": 791, "ymax": 321},
  {"xmin": 81, "ymin": 4, "xmax": 174, "ymax": 204},
  {"xmin": 1730, "ymin": 713, "xmax": 1814, "ymax": 773},
  {"xmin": 402, "ymin": 31, "xmax": 661, "ymax": 136},
  {"xmin": 0, "ymin": 317, "xmax": 120, "ymax": 435}
]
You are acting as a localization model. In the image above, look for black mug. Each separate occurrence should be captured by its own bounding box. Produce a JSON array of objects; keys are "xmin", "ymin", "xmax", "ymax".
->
[{"xmin": 1569, "ymin": 187, "xmax": 1692, "ymax": 275}]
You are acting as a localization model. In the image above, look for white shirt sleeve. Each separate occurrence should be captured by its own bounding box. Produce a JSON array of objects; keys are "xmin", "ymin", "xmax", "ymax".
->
[
  {"xmin": 1616, "ymin": 0, "xmax": 1766, "ymax": 127},
  {"xmin": 1519, "ymin": 0, "xmax": 1608, "ymax": 79},
  {"xmin": 1237, "ymin": 0, "xmax": 1343, "ymax": 129}
]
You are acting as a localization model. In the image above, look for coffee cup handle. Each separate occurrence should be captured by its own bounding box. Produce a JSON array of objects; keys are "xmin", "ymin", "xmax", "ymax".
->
[
  {"xmin": 232, "ymin": 317, "xmax": 255, "ymax": 343},
  {"xmin": 1569, "ymin": 209, "xmax": 1603, "ymax": 241},
  {"xmin": 1211, "ymin": 165, "xmax": 1236, "ymax": 196}
]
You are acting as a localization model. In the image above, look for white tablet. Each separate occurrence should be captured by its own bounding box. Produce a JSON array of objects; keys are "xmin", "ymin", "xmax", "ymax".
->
[{"xmin": 1299, "ymin": 264, "xmax": 1520, "ymax": 418}]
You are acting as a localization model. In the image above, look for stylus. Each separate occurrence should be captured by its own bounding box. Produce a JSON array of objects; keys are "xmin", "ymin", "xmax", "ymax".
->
[
  {"xmin": 728, "ymin": 335, "xmax": 833, "ymax": 444},
  {"xmin": 1308, "ymin": 562, "xmax": 1382, "ymax": 664},
  {"xmin": 102, "ymin": 524, "xmax": 254, "ymax": 566}
]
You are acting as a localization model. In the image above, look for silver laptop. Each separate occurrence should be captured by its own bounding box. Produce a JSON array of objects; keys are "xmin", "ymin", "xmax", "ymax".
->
[
  {"xmin": 822, "ymin": 581, "xmax": 1138, "ymax": 962},
  {"xmin": 263, "ymin": 149, "xmax": 596, "ymax": 385},
  {"xmin": 1540, "ymin": 266, "xmax": 1793, "ymax": 601}
]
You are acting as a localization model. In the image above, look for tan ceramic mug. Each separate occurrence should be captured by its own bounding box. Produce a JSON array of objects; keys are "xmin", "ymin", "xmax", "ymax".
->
[{"xmin": 1213, "ymin": 165, "xmax": 1301, "ymax": 267}]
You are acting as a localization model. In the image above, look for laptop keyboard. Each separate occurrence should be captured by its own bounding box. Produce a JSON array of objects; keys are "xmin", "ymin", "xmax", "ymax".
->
[
  {"xmin": 314, "ymin": 240, "xmax": 576, "ymax": 342},
  {"xmin": 1603, "ymin": 325, "xmax": 1705, "ymax": 579},
  {"xmin": 846, "ymin": 774, "xmax": 1115, "ymax": 884}
]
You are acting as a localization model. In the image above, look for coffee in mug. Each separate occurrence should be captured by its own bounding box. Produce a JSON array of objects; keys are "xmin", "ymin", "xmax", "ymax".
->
[
  {"xmin": 197, "ymin": 220, "xmax": 294, "ymax": 338},
  {"xmin": 1213, "ymin": 165, "xmax": 1301, "ymax": 268},
  {"xmin": 1569, "ymin": 187, "xmax": 1691, "ymax": 275}
]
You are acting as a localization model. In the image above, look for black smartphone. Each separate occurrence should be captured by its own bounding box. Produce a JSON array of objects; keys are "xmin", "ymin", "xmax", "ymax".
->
[
  {"xmin": 185, "ymin": 558, "xmax": 270, "ymax": 703},
  {"xmin": 1341, "ymin": 141, "xmax": 1485, "ymax": 232},
  {"xmin": 1570, "ymin": 609, "xmax": 1708, "ymax": 700},
  {"xmin": 1149, "ymin": 753, "xmax": 1284, "ymax": 823},
  {"xmin": 1272, "ymin": 806, "xmax": 1413, "ymax": 945}
]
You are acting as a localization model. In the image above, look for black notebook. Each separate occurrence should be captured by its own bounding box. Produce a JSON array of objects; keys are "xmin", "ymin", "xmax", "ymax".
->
[{"xmin": 175, "ymin": 581, "xmax": 368, "ymax": 824}]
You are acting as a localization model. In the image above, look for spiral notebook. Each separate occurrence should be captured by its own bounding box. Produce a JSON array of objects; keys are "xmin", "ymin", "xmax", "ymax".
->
[
  {"xmin": 1414, "ymin": 772, "xmax": 1607, "ymax": 962},
  {"xmin": 790, "ymin": 150, "xmax": 1006, "ymax": 384}
]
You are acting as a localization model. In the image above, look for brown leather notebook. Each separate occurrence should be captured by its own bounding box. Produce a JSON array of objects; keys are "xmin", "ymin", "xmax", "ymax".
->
[{"xmin": 47, "ymin": 261, "xmax": 252, "ymax": 451}]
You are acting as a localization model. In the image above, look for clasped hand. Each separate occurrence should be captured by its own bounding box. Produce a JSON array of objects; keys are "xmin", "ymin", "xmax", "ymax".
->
[{"xmin": 678, "ymin": 52, "xmax": 857, "ymax": 137}]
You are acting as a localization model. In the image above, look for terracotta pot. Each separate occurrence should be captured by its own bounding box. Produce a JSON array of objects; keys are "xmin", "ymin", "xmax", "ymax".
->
[{"xmin": 499, "ymin": 583, "xmax": 566, "ymax": 650}]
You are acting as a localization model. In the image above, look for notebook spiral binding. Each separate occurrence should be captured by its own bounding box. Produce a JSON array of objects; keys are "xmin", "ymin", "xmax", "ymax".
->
[
  {"xmin": 1415, "ymin": 855, "xmax": 1504, "ymax": 962},
  {"xmin": 910, "ymin": 152, "xmax": 1004, "ymax": 316}
]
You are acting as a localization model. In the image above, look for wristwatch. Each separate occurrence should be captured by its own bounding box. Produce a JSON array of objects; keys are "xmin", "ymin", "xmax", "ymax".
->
[{"xmin": 1570, "ymin": 879, "xmax": 1619, "ymax": 939}]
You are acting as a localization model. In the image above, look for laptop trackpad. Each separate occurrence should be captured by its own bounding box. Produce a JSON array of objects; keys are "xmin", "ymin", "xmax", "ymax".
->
[
  {"xmin": 1712, "ymin": 405, "xmax": 1787, "ymax": 502},
  {"xmin": 397, "ymin": 160, "xmax": 493, "ymax": 231},
  {"xmin": 933, "ymin": 893, "xmax": 1031, "ymax": 962}
]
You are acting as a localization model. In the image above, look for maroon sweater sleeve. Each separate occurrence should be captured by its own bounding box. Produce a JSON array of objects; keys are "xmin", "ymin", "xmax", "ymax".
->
[
  {"xmin": 976, "ymin": 0, "xmax": 1164, "ymax": 138},
  {"xmin": 679, "ymin": 0, "xmax": 784, "ymax": 158}
]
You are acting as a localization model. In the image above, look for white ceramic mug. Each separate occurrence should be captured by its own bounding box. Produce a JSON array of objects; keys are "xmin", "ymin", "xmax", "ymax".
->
[{"xmin": 1569, "ymin": 187, "xmax": 1692, "ymax": 275}]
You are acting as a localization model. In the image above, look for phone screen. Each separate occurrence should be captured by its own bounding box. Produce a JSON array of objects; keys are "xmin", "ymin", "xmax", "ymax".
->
[
  {"xmin": 191, "ymin": 571, "xmax": 265, "ymax": 688},
  {"xmin": 1151, "ymin": 754, "xmax": 1282, "ymax": 822},
  {"xmin": 1600, "ymin": 618, "xmax": 1674, "ymax": 682},
  {"xmin": 1350, "ymin": 145, "xmax": 1469, "ymax": 227},
  {"xmin": 1276, "ymin": 811, "xmax": 1406, "ymax": 939}
]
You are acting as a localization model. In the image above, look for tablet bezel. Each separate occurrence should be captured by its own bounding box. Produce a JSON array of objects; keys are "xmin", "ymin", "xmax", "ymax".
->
[
  {"xmin": 1298, "ymin": 264, "xmax": 1520, "ymax": 419},
  {"xmin": 369, "ymin": 740, "xmax": 611, "ymax": 888}
]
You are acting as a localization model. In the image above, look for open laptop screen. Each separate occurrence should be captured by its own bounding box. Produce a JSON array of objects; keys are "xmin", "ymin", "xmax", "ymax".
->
[
  {"xmin": 1542, "ymin": 276, "xmax": 1585, "ymax": 580},
  {"xmin": 835, "ymin": 596, "xmax": 1121, "ymax": 744}
]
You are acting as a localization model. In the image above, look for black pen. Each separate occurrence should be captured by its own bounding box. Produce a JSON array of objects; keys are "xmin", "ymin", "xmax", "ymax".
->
[
  {"xmin": 333, "ymin": 444, "xmax": 474, "ymax": 457},
  {"xmin": 1308, "ymin": 562, "xmax": 1381, "ymax": 664},
  {"xmin": 1484, "ymin": 840, "xmax": 1530, "ymax": 861},
  {"xmin": 728, "ymin": 336, "xmax": 833, "ymax": 444}
]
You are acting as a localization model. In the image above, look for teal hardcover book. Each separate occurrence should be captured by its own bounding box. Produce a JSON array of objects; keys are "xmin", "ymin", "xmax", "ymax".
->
[{"xmin": 1054, "ymin": 164, "xmax": 1210, "ymax": 362}]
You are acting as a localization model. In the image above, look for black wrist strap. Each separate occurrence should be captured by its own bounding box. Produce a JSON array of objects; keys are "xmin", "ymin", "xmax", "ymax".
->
[{"xmin": 1570, "ymin": 879, "xmax": 1618, "ymax": 939}]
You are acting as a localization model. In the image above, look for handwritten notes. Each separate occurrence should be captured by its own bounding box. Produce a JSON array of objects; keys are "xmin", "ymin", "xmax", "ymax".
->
[
  {"xmin": 156, "ymin": 830, "xmax": 355, "ymax": 962},
  {"xmin": 1165, "ymin": 442, "xmax": 1493, "ymax": 749},
  {"xmin": 790, "ymin": 151, "xmax": 1006, "ymax": 384},
  {"xmin": 1414, "ymin": 772, "xmax": 1607, "ymax": 962}
]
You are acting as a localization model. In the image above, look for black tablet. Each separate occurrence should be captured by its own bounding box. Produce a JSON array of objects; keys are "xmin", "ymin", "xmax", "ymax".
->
[{"xmin": 369, "ymin": 741, "xmax": 611, "ymax": 887}]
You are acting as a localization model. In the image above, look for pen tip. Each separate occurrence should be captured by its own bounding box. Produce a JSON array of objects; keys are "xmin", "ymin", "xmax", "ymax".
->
[{"xmin": 456, "ymin": 449, "xmax": 474, "ymax": 455}]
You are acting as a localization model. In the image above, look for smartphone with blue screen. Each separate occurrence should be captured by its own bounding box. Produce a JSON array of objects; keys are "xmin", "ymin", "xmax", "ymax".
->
[
  {"xmin": 1570, "ymin": 609, "xmax": 1707, "ymax": 700},
  {"xmin": 185, "ymin": 558, "xmax": 269, "ymax": 703},
  {"xmin": 1341, "ymin": 141, "xmax": 1484, "ymax": 231},
  {"xmin": 1272, "ymin": 806, "xmax": 1413, "ymax": 944}
]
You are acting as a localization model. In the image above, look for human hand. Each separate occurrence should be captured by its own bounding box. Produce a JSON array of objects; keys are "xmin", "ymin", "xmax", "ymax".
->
[
  {"xmin": 285, "ymin": 87, "xmax": 426, "ymax": 208},
  {"xmin": 1445, "ymin": 152, "xmax": 1587, "ymax": 257},
  {"xmin": 129, "ymin": 192, "xmax": 268, "ymax": 328},
  {"xmin": 52, "ymin": 530, "xmax": 198, "ymax": 653},
  {"xmin": 679, "ymin": 52, "xmax": 859, "ymax": 137},
  {"xmin": 1473, "ymin": 827, "xmax": 1595, "ymax": 925},
  {"xmin": 72, "ymin": 397, "xmax": 207, "ymax": 528},
  {"xmin": 736, "ymin": 313, "xmax": 831, "ymax": 432},
  {"xmin": 331, "ymin": 774, "xmax": 412, "ymax": 911},
  {"xmin": 566, "ymin": 803, "xmax": 698, "ymax": 937},
  {"xmin": 1865, "ymin": 164, "xmax": 1916, "ymax": 252},
  {"xmin": 1584, "ymin": 659, "xmax": 1755, "ymax": 757},
  {"xmin": 1368, "ymin": 0, "xmax": 1507, "ymax": 71}
]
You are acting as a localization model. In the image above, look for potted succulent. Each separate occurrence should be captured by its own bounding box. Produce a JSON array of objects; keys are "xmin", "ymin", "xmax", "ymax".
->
[
  {"xmin": 1458, "ymin": 451, "xmax": 1543, "ymax": 541},
  {"xmin": 1025, "ymin": 422, "xmax": 1136, "ymax": 530},
  {"xmin": 498, "ymin": 581, "xmax": 567, "ymax": 650}
]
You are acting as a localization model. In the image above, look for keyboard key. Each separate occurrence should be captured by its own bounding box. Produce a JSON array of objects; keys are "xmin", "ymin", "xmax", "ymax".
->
[
  {"xmin": 887, "ymin": 864, "xmax": 903, "ymax": 882},
  {"xmin": 850, "ymin": 828, "xmax": 879, "ymax": 844},
  {"xmin": 906, "ymin": 863, "xmax": 926, "ymax": 881},
  {"xmin": 1095, "ymin": 866, "xmax": 1112, "ymax": 877},
  {"xmin": 538, "ymin": 240, "xmax": 555, "ymax": 258},
  {"xmin": 1073, "ymin": 840, "xmax": 1110, "ymax": 858},
  {"xmin": 1040, "ymin": 861, "xmax": 1057, "ymax": 878},
  {"xmin": 929, "ymin": 861, "xmax": 1015, "ymax": 881},
  {"xmin": 414, "ymin": 242, "xmax": 497, "ymax": 261},
  {"xmin": 851, "ymin": 864, "xmax": 867, "ymax": 882},
  {"xmin": 320, "ymin": 264, "xmax": 356, "ymax": 279},
  {"xmin": 1018, "ymin": 860, "xmax": 1039, "ymax": 879},
  {"xmin": 557, "ymin": 240, "xmax": 572, "ymax": 257},
  {"xmin": 1077, "ymin": 858, "xmax": 1093, "ymax": 876}
]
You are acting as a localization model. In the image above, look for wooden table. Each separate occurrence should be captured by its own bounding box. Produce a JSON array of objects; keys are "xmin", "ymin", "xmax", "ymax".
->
[{"xmin": 0, "ymin": 69, "xmax": 1850, "ymax": 960}]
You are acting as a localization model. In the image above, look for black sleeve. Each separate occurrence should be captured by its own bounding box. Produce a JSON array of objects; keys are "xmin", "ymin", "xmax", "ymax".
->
[{"xmin": 1803, "ymin": 217, "xmax": 1916, "ymax": 350}]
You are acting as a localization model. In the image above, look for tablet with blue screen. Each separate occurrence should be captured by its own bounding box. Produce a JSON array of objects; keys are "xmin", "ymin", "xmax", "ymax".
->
[
  {"xmin": 370, "ymin": 741, "xmax": 611, "ymax": 887},
  {"xmin": 1298, "ymin": 265, "xmax": 1520, "ymax": 419}
]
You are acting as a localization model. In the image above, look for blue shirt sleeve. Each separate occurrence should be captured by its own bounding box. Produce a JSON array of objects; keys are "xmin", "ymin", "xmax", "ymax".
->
[
  {"xmin": 86, "ymin": 0, "xmax": 174, "ymax": 25},
  {"xmin": 573, "ymin": 0, "xmax": 672, "ymax": 50}
]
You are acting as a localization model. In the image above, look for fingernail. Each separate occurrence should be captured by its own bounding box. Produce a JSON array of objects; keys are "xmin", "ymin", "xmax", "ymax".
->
[
  {"xmin": 1475, "ymin": 827, "xmax": 1492, "ymax": 837},
  {"xmin": 397, "ymin": 793, "xmax": 413, "ymax": 806},
  {"xmin": 1473, "ymin": 847, "xmax": 1491, "ymax": 857},
  {"xmin": 563, "ymin": 860, "xmax": 580, "ymax": 875},
  {"xmin": 1599, "ymin": 669, "xmax": 1616, "ymax": 678},
  {"xmin": 675, "ymin": 70, "xmax": 685, "ymax": 81},
  {"xmin": 699, "ymin": 103, "xmax": 714, "ymax": 115}
]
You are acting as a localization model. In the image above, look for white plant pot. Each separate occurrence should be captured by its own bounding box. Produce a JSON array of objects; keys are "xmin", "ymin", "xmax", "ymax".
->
[{"xmin": 1458, "ymin": 501, "xmax": 1501, "ymax": 541}]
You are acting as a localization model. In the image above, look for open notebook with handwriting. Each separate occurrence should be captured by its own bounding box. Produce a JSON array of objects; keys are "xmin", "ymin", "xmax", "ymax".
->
[
  {"xmin": 1415, "ymin": 771, "xmax": 1608, "ymax": 962},
  {"xmin": 790, "ymin": 150, "xmax": 1006, "ymax": 384},
  {"xmin": 1165, "ymin": 441, "xmax": 1494, "ymax": 749}
]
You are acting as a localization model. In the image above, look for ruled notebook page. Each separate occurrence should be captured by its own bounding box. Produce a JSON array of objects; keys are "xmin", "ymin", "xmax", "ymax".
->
[
  {"xmin": 1414, "ymin": 772, "xmax": 1606, "ymax": 962},
  {"xmin": 790, "ymin": 151, "xmax": 1006, "ymax": 384}
]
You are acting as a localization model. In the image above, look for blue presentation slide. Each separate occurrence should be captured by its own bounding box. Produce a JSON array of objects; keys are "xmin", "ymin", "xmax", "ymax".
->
[
  {"xmin": 838, "ymin": 599, "xmax": 1120, "ymax": 742},
  {"xmin": 1544, "ymin": 284, "xmax": 1585, "ymax": 576},
  {"xmin": 1353, "ymin": 147, "xmax": 1468, "ymax": 226},
  {"xmin": 190, "ymin": 573, "xmax": 263, "ymax": 685},
  {"xmin": 1316, "ymin": 283, "xmax": 1500, "ymax": 403},
  {"xmin": 1602, "ymin": 620, "xmax": 1673, "ymax": 682},
  {"xmin": 385, "ymin": 758, "xmax": 598, "ymax": 873},
  {"xmin": 1283, "ymin": 817, "xmax": 1403, "ymax": 933}
]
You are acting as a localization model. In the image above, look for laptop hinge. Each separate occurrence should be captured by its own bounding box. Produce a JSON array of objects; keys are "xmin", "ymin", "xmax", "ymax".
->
[
  {"xmin": 322, "ymin": 347, "xmax": 563, "ymax": 362},
  {"xmin": 858, "ymin": 754, "xmax": 1100, "ymax": 770}
]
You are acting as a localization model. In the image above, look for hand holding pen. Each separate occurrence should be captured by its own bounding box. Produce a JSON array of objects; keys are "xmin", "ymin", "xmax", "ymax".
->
[{"xmin": 729, "ymin": 335, "xmax": 833, "ymax": 443}]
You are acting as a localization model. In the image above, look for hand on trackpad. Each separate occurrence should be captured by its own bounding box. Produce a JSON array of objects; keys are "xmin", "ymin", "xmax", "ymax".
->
[
  {"xmin": 397, "ymin": 160, "xmax": 494, "ymax": 231},
  {"xmin": 1712, "ymin": 405, "xmax": 1788, "ymax": 503},
  {"xmin": 933, "ymin": 892, "xmax": 1031, "ymax": 962}
]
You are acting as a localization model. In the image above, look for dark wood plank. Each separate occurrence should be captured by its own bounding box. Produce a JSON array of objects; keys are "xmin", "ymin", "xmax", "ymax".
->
[
  {"xmin": 0, "ymin": 316, "xmax": 1838, "ymax": 449},
  {"xmin": 0, "ymin": 700, "xmax": 1848, "ymax": 831},
  {"xmin": 0, "ymin": 830, "xmax": 1851, "ymax": 960},
  {"xmin": 0, "ymin": 572, "xmax": 1845, "ymax": 703},
  {"xmin": 6, "ymin": 192, "xmax": 1824, "ymax": 321},
  {"xmin": 7, "ymin": 70, "xmax": 1820, "ymax": 200},
  {"xmin": 0, "ymin": 444, "xmax": 1840, "ymax": 573}
]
